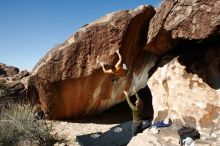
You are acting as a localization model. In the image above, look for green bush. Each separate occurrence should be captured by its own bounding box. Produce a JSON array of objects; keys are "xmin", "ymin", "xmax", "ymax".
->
[{"xmin": 0, "ymin": 104, "xmax": 63, "ymax": 146}]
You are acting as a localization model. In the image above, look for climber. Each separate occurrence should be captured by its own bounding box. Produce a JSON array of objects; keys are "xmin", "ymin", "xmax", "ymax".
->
[
  {"xmin": 97, "ymin": 49, "xmax": 128, "ymax": 78},
  {"xmin": 123, "ymin": 87, "xmax": 145, "ymax": 137}
]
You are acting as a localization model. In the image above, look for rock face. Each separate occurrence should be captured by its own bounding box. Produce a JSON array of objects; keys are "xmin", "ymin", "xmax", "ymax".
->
[
  {"xmin": 128, "ymin": 125, "xmax": 220, "ymax": 146},
  {"xmin": 28, "ymin": 5, "xmax": 156, "ymax": 119},
  {"xmin": 129, "ymin": 40, "xmax": 220, "ymax": 145},
  {"xmin": 144, "ymin": 0, "xmax": 220, "ymax": 141},
  {"xmin": 128, "ymin": 127, "xmax": 180, "ymax": 146},
  {"xmin": 148, "ymin": 43, "xmax": 220, "ymax": 135},
  {"xmin": 0, "ymin": 63, "xmax": 30, "ymax": 102},
  {"xmin": 145, "ymin": 0, "xmax": 220, "ymax": 55}
]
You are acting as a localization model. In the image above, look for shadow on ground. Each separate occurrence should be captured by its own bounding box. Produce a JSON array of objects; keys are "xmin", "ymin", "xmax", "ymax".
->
[{"xmin": 64, "ymin": 101, "xmax": 132, "ymax": 124}]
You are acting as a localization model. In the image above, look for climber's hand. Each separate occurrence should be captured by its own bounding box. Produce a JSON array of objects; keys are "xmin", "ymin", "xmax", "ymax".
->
[{"xmin": 123, "ymin": 90, "xmax": 128, "ymax": 97}]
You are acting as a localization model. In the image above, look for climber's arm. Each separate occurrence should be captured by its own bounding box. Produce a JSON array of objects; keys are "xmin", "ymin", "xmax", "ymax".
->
[
  {"xmin": 133, "ymin": 87, "xmax": 140, "ymax": 100},
  {"xmin": 135, "ymin": 92, "xmax": 141, "ymax": 101},
  {"xmin": 123, "ymin": 90, "xmax": 136, "ymax": 110},
  {"xmin": 115, "ymin": 49, "xmax": 122, "ymax": 69},
  {"xmin": 100, "ymin": 62, "xmax": 113, "ymax": 74}
]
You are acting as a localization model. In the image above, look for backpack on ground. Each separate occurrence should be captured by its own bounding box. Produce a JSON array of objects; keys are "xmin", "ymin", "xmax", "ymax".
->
[{"xmin": 177, "ymin": 126, "xmax": 200, "ymax": 146}]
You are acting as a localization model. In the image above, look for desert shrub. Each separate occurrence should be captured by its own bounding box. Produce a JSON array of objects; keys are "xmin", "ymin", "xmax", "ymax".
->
[
  {"xmin": 0, "ymin": 104, "xmax": 63, "ymax": 146},
  {"xmin": 0, "ymin": 81, "xmax": 5, "ymax": 89}
]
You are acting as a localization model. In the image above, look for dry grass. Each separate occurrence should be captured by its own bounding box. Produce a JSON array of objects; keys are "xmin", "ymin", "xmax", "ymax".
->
[
  {"xmin": 0, "ymin": 81, "xmax": 6, "ymax": 90},
  {"xmin": 0, "ymin": 103, "xmax": 64, "ymax": 146}
]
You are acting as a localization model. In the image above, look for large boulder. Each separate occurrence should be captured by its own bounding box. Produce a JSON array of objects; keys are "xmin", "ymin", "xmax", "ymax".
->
[
  {"xmin": 4, "ymin": 81, "xmax": 25, "ymax": 97},
  {"xmin": 145, "ymin": 0, "xmax": 220, "ymax": 55},
  {"xmin": 143, "ymin": 0, "xmax": 220, "ymax": 140},
  {"xmin": 0, "ymin": 68, "xmax": 6, "ymax": 77},
  {"xmin": 0, "ymin": 63, "xmax": 19, "ymax": 77},
  {"xmin": 0, "ymin": 63, "xmax": 30, "ymax": 102},
  {"xmin": 28, "ymin": 5, "xmax": 156, "ymax": 119},
  {"xmin": 12, "ymin": 70, "xmax": 30, "ymax": 81},
  {"xmin": 148, "ymin": 41, "xmax": 220, "ymax": 139}
]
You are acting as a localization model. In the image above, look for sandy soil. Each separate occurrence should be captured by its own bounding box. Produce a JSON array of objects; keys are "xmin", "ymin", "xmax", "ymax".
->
[
  {"xmin": 48, "ymin": 107, "xmax": 220, "ymax": 146},
  {"xmin": 48, "ymin": 100, "xmax": 220, "ymax": 146},
  {"xmin": 50, "ymin": 120, "xmax": 116, "ymax": 146},
  {"xmin": 49, "ymin": 102, "xmax": 132, "ymax": 146}
]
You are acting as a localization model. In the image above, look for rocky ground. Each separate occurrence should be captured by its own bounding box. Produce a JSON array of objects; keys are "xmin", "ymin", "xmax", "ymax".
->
[
  {"xmin": 128, "ymin": 125, "xmax": 220, "ymax": 146},
  {"xmin": 49, "ymin": 103, "xmax": 220, "ymax": 146},
  {"xmin": 51, "ymin": 118, "xmax": 220, "ymax": 146}
]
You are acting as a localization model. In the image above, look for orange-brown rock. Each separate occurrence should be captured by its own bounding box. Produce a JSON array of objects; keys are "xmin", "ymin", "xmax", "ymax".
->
[
  {"xmin": 145, "ymin": 0, "xmax": 220, "ymax": 55},
  {"xmin": 28, "ymin": 5, "xmax": 156, "ymax": 119}
]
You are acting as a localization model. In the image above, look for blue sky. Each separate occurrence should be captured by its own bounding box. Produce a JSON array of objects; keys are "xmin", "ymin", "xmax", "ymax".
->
[{"xmin": 0, "ymin": 0, "xmax": 162, "ymax": 71}]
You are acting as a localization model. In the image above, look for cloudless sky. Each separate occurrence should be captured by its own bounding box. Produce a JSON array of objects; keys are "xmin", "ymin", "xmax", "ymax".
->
[{"xmin": 0, "ymin": 0, "xmax": 162, "ymax": 71}]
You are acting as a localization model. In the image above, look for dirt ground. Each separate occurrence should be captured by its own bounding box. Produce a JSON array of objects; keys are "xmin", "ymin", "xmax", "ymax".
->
[
  {"xmin": 50, "ymin": 102, "xmax": 132, "ymax": 146},
  {"xmin": 50, "ymin": 111, "xmax": 220, "ymax": 146}
]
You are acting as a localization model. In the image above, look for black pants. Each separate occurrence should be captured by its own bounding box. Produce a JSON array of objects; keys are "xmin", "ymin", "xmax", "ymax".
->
[{"xmin": 132, "ymin": 121, "xmax": 143, "ymax": 137}]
